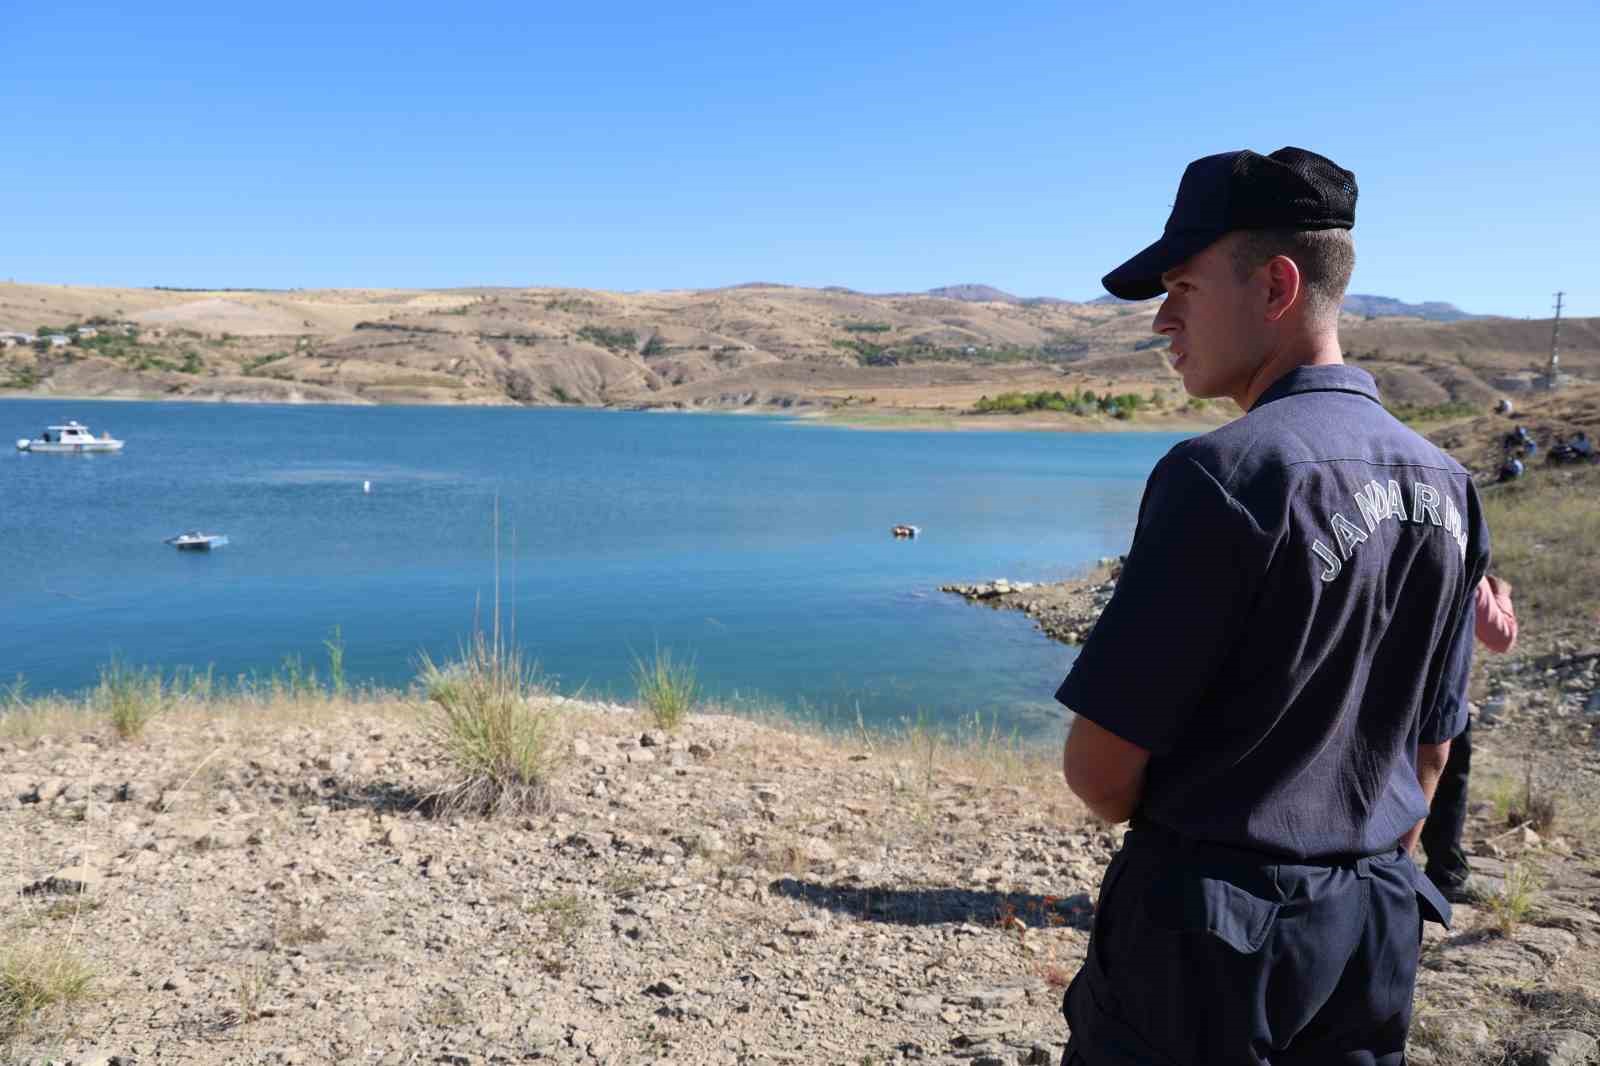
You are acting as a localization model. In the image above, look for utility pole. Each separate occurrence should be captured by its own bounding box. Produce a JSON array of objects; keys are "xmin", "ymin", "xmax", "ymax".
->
[{"xmin": 1547, "ymin": 291, "xmax": 1564, "ymax": 388}]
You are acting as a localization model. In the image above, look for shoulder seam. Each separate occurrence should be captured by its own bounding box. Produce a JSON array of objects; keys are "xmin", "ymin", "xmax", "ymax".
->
[
  {"xmin": 1181, "ymin": 457, "xmax": 1270, "ymax": 540},
  {"xmin": 1280, "ymin": 458, "xmax": 1471, "ymax": 475}
]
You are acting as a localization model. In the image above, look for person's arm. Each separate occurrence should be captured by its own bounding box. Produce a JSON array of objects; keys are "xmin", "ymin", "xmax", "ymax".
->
[
  {"xmin": 1403, "ymin": 740, "xmax": 1452, "ymax": 852},
  {"xmin": 1053, "ymin": 453, "xmax": 1266, "ymax": 821},
  {"xmin": 1474, "ymin": 575, "xmax": 1518, "ymax": 653},
  {"xmin": 1063, "ymin": 715, "xmax": 1151, "ymax": 823}
]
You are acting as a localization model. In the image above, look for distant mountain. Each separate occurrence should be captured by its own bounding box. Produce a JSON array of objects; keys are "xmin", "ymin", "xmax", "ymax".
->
[
  {"xmin": 1085, "ymin": 292, "xmax": 1485, "ymax": 320},
  {"xmin": 1341, "ymin": 294, "xmax": 1484, "ymax": 322},
  {"xmin": 922, "ymin": 284, "xmax": 1074, "ymax": 307},
  {"xmin": 925, "ymin": 284, "xmax": 1021, "ymax": 304}
]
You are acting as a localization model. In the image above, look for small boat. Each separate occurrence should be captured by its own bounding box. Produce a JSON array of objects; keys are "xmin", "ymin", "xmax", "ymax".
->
[
  {"xmin": 165, "ymin": 531, "xmax": 229, "ymax": 551},
  {"xmin": 16, "ymin": 420, "xmax": 124, "ymax": 453},
  {"xmin": 891, "ymin": 524, "xmax": 921, "ymax": 538}
]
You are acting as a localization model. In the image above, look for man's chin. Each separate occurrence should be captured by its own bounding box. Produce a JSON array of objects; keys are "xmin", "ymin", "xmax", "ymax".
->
[{"xmin": 1180, "ymin": 379, "xmax": 1228, "ymax": 404}]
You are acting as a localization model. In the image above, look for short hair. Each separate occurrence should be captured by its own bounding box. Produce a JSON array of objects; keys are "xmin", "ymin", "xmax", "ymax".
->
[{"xmin": 1230, "ymin": 227, "xmax": 1355, "ymax": 320}]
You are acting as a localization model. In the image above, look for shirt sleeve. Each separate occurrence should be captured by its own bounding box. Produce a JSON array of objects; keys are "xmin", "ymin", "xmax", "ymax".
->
[
  {"xmin": 1055, "ymin": 452, "xmax": 1266, "ymax": 756},
  {"xmin": 1420, "ymin": 594, "xmax": 1475, "ymax": 744},
  {"xmin": 1423, "ymin": 488, "xmax": 1491, "ymax": 745},
  {"xmin": 1473, "ymin": 577, "xmax": 1518, "ymax": 653}
]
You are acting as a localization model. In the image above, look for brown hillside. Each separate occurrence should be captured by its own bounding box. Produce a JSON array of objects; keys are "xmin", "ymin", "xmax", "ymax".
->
[{"xmin": 2, "ymin": 283, "xmax": 1592, "ymax": 422}]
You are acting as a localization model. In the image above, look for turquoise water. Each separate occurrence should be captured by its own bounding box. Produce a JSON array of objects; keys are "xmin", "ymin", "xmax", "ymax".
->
[{"xmin": 1, "ymin": 399, "xmax": 1182, "ymax": 739}]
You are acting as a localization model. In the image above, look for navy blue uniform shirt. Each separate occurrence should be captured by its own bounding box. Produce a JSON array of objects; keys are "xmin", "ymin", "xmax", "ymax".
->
[{"xmin": 1057, "ymin": 365, "xmax": 1489, "ymax": 859}]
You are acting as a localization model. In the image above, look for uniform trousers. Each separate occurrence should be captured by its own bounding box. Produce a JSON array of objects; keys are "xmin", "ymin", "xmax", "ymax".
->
[
  {"xmin": 1061, "ymin": 822, "xmax": 1450, "ymax": 1066},
  {"xmin": 1417, "ymin": 719, "xmax": 1473, "ymax": 893}
]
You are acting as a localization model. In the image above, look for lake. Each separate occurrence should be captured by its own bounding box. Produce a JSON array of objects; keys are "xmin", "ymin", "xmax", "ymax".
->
[{"xmin": 1, "ymin": 399, "xmax": 1183, "ymax": 740}]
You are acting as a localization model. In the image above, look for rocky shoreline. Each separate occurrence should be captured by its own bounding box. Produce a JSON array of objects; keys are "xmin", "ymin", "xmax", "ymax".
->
[{"xmin": 940, "ymin": 559, "xmax": 1122, "ymax": 647}]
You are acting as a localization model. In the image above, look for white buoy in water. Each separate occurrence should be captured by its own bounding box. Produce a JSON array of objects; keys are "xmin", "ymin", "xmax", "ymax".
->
[{"xmin": 363, "ymin": 480, "xmax": 371, "ymax": 493}]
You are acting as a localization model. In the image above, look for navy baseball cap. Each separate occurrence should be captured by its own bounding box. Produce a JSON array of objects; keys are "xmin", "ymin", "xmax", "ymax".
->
[{"xmin": 1102, "ymin": 147, "xmax": 1358, "ymax": 301}]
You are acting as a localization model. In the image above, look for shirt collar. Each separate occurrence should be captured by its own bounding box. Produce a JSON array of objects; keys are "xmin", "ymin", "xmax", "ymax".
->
[{"xmin": 1249, "ymin": 364, "xmax": 1381, "ymax": 411}]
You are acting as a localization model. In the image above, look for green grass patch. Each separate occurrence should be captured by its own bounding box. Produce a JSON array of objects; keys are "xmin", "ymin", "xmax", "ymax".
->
[
  {"xmin": 1388, "ymin": 401, "xmax": 1479, "ymax": 427},
  {"xmin": 576, "ymin": 325, "xmax": 638, "ymax": 353},
  {"xmin": 241, "ymin": 352, "xmax": 290, "ymax": 376},
  {"xmin": 0, "ymin": 365, "xmax": 41, "ymax": 389}
]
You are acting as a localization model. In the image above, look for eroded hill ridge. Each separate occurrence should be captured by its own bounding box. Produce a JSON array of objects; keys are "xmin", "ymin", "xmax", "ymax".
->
[{"xmin": 1, "ymin": 282, "xmax": 1593, "ymax": 415}]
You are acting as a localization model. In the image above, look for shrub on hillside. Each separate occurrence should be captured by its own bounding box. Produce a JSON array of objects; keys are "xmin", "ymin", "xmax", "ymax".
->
[{"xmin": 971, "ymin": 388, "xmax": 1147, "ymax": 417}]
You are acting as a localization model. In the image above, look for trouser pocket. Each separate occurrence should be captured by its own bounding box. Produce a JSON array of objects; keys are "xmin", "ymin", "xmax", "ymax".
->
[{"xmin": 1144, "ymin": 868, "xmax": 1282, "ymax": 953}]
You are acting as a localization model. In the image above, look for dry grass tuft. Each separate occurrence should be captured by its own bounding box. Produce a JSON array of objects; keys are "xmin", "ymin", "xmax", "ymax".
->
[
  {"xmin": 0, "ymin": 938, "xmax": 95, "ymax": 1038},
  {"xmin": 269, "ymin": 906, "xmax": 328, "ymax": 949},
  {"xmin": 1483, "ymin": 863, "xmax": 1542, "ymax": 938},
  {"xmin": 416, "ymin": 632, "xmax": 565, "ymax": 817},
  {"xmin": 229, "ymin": 963, "xmax": 269, "ymax": 1026},
  {"xmin": 93, "ymin": 658, "xmax": 169, "ymax": 740},
  {"xmin": 632, "ymin": 645, "xmax": 699, "ymax": 731}
]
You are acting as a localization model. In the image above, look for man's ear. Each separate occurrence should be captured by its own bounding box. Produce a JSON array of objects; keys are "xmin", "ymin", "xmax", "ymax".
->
[{"xmin": 1263, "ymin": 255, "xmax": 1302, "ymax": 322}]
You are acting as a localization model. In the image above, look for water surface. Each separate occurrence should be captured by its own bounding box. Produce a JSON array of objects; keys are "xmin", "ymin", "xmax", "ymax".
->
[{"xmin": 1, "ymin": 399, "xmax": 1183, "ymax": 738}]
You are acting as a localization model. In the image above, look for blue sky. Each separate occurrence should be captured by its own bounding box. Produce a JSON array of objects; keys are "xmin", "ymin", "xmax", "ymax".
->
[{"xmin": 4, "ymin": 1, "xmax": 1595, "ymax": 317}]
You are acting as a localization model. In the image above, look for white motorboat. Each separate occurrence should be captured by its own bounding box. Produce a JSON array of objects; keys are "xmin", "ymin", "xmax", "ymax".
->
[
  {"xmin": 16, "ymin": 420, "xmax": 124, "ymax": 453},
  {"xmin": 165, "ymin": 531, "xmax": 229, "ymax": 551}
]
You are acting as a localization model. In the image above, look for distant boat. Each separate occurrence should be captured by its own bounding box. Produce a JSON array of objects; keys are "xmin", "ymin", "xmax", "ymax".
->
[
  {"xmin": 891, "ymin": 524, "xmax": 921, "ymax": 538},
  {"xmin": 16, "ymin": 420, "xmax": 124, "ymax": 453},
  {"xmin": 165, "ymin": 531, "xmax": 229, "ymax": 551}
]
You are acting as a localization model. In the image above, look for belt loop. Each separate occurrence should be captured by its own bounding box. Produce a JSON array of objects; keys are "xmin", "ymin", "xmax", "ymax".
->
[{"xmin": 1355, "ymin": 857, "xmax": 1372, "ymax": 879}]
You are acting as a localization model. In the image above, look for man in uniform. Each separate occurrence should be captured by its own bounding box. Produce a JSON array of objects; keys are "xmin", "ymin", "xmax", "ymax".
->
[{"xmin": 1055, "ymin": 147, "xmax": 1488, "ymax": 1066}]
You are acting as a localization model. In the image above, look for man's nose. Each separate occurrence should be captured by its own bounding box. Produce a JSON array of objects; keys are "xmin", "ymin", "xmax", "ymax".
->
[{"xmin": 1152, "ymin": 300, "xmax": 1176, "ymax": 335}]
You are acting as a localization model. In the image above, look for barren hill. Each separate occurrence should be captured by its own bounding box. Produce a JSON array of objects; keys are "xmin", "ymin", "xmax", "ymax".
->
[{"xmin": 1, "ymin": 283, "xmax": 1592, "ymax": 423}]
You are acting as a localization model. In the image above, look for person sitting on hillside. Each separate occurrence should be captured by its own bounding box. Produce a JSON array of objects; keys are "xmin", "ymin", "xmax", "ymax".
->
[
  {"xmin": 1502, "ymin": 427, "xmax": 1540, "ymax": 466},
  {"xmin": 1498, "ymin": 455, "xmax": 1524, "ymax": 482},
  {"xmin": 1548, "ymin": 431, "xmax": 1594, "ymax": 465},
  {"xmin": 1495, "ymin": 398, "xmax": 1514, "ymax": 416}
]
